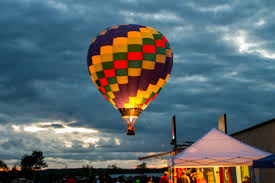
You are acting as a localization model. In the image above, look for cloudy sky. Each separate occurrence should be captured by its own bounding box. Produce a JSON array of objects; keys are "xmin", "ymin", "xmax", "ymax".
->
[{"xmin": 0, "ymin": 0, "xmax": 274, "ymax": 169}]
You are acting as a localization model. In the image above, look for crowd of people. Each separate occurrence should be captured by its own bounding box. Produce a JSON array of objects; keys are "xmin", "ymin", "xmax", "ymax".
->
[
  {"xmin": 176, "ymin": 169, "xmax": 207, "ymax": 183},
  {"xmin": 0, "ymin": 170, "xmax": 204, "ymax": 183},
  {"xmin": 4, "ymin": 174, "xmax": 162, "ymax": 183},
  {"xmin": 159, "ymin": 169, "xmax": 206, "ymax": 183},
  {"xmin": 0, "ymin": 170, "xmax": 252, "ymax": 183},
  {"xmin": 61, "ymin": 174, "xmax": 162, "ymax": 183}
]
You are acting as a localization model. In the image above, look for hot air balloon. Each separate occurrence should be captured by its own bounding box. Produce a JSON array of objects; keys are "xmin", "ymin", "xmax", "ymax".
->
[{"xmin": 87, "ymin": 24, "xmax": 173, "ymax": 135}]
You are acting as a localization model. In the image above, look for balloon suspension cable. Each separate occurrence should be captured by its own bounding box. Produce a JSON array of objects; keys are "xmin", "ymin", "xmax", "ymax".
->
[{"xmin": 121, "ymin": 119, "xmax": 128, "ymax": 132}]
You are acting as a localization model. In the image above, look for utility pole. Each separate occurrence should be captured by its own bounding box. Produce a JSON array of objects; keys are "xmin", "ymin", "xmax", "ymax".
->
[
  {"xmin": 218, "ymin": 113, "xmax": 228, "ymax": 183},
  {"xmin": 171, "ymin": 115, "xmax": 177, "ymax": 153},
  {"xmin": 218, "ymin": 114, "xmax": 227, "ymax": 134}
]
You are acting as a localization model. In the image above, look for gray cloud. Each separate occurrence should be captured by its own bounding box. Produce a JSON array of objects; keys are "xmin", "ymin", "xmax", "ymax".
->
[{"xmin": 0, "ymin": 0, "xmax": 274, "ymax": 168}]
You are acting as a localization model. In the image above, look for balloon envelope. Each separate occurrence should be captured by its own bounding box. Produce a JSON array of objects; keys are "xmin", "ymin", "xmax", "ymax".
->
[{"xmin": 87, "ymin": 24, "xmax": 173, "ymax": 126}]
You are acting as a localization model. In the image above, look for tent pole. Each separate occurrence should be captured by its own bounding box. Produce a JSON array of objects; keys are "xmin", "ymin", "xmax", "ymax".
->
[
  {"xmin": 228, "ymin": 167, "xmax": 232, "ymax": 183},
  {"xmin": 256, "ymin": 168, "xmax": 260, "ymax": 183},
  {"xmin": 236, "ymin": 166, "xmax": 242, "ymax": 183},
  {"xmin": 172, "ymin": 156, "xmax": 174, "ymax": 183},
  {"xmin": 172, "ymin": 166, "xmax": 175, "ymax": 183},
  {"xmin": 213, "ymin": 167, "xmax": 216, "ymax": 183},
  {"xmin": 219, "ymin": 167, "xmax": 224, "ymax": 183},
  {"xmin": 255, "ymin": 168, "xmax": 258, "ymax": 183},
  {"xmin": 251, "ymin": 168, "xmax": 255, "ymax": 183},
  {"xmin": 249, "ymin": 167, "xmax": 254, "ymax": 182}
]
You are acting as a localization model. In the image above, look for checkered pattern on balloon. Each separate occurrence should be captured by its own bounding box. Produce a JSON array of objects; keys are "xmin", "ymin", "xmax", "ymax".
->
[{"xmin": 87, "ymin": 24, "xmax": 173, "ymax": 135}]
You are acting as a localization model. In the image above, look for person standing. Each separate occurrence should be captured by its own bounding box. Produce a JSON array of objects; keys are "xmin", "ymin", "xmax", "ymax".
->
[
  {"xmin": 148, "ymin": 177, "xmax": 154, "ymax": 183},
  {"xmin": 178, "ymin": 170, "xmax": 190, "ymax": 183},
  {"xmin": 66, "ymin": 175, "xmax": 76, "ymax": 183},
  {"xmin": 243, "ymin": 176, "xmax": 251, "ymax": 183},
  {"xmin": 195, "ymin": 169, "xmax": 206, "ymax": 183},
  {"xmin": 160, "ymin": 171, "xmax": 169, "ymax": 183}
]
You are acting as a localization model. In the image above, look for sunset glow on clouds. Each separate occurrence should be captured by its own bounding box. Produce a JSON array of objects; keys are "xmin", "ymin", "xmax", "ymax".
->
[{"xmin": 0, "ymin": 0, "xmax": 275, "ymax": 168}]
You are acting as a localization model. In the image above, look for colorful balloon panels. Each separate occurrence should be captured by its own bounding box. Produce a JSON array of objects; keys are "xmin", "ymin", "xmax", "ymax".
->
[{"xmin": 87, "ymin": 24, "xmax": 173, "ymax": 133}]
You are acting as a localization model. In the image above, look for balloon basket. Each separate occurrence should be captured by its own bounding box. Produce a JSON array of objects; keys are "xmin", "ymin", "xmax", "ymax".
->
[{"xmin": 127, "ymin": 123, "xmax": 135, "ymax": 135}]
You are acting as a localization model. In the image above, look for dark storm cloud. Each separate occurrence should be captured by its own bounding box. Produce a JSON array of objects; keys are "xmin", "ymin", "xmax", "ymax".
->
[{"xmin": 0, "ymin": 0, "xmax": 275, "ymax": 168}]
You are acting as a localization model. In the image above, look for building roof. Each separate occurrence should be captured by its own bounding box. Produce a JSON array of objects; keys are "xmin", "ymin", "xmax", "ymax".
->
[{"xmin": 231, "ymin": 118, "xmax": 275, "ymax": 136}]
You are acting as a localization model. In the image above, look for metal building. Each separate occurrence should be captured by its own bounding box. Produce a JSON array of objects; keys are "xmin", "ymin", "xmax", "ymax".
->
[{"xmin": 231, "ymin": 118, "xmax": 275, "ymax": 183}]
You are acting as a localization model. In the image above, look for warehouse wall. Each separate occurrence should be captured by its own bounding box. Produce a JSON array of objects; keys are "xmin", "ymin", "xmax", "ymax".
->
[{"xmin": 232, "ymin": 119, "xmax": 275, "ymax": 183}]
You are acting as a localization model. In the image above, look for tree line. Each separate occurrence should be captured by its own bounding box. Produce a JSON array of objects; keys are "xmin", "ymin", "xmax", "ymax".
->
[
  {"xmin": 0, "ymin": 150, "xmax": 47, "ymax": 171},
  {"xmin": 1, "ymin": 151, "xmax": 148, "ymax": 171}
]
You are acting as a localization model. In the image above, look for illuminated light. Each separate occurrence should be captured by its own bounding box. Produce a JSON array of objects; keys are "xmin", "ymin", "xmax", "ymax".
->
[{"xmin": 130, "ymin": 116, "xmax": 133, "ymax": 123}]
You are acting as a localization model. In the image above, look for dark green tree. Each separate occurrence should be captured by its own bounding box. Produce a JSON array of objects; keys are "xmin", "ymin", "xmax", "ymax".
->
[
  {"xmin": 20, "ymin": 150, "xmax": 47, "ymax": 171},
  {"xmin": 136, "ymin": 162, "xmax": 146, "ymax": 169},
  {"xmin": 108, "ymin": 164, "xmax": 117, "ymax": 169},
  {"xmin": 0, "ymin": 160, "xmax": 8, "ymax": 169}
]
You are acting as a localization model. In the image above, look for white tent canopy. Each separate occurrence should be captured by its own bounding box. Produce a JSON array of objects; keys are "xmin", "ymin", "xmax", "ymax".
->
[{"xmin": 173, "ymin": 128, "xmax": 271, "ymax": 168}]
